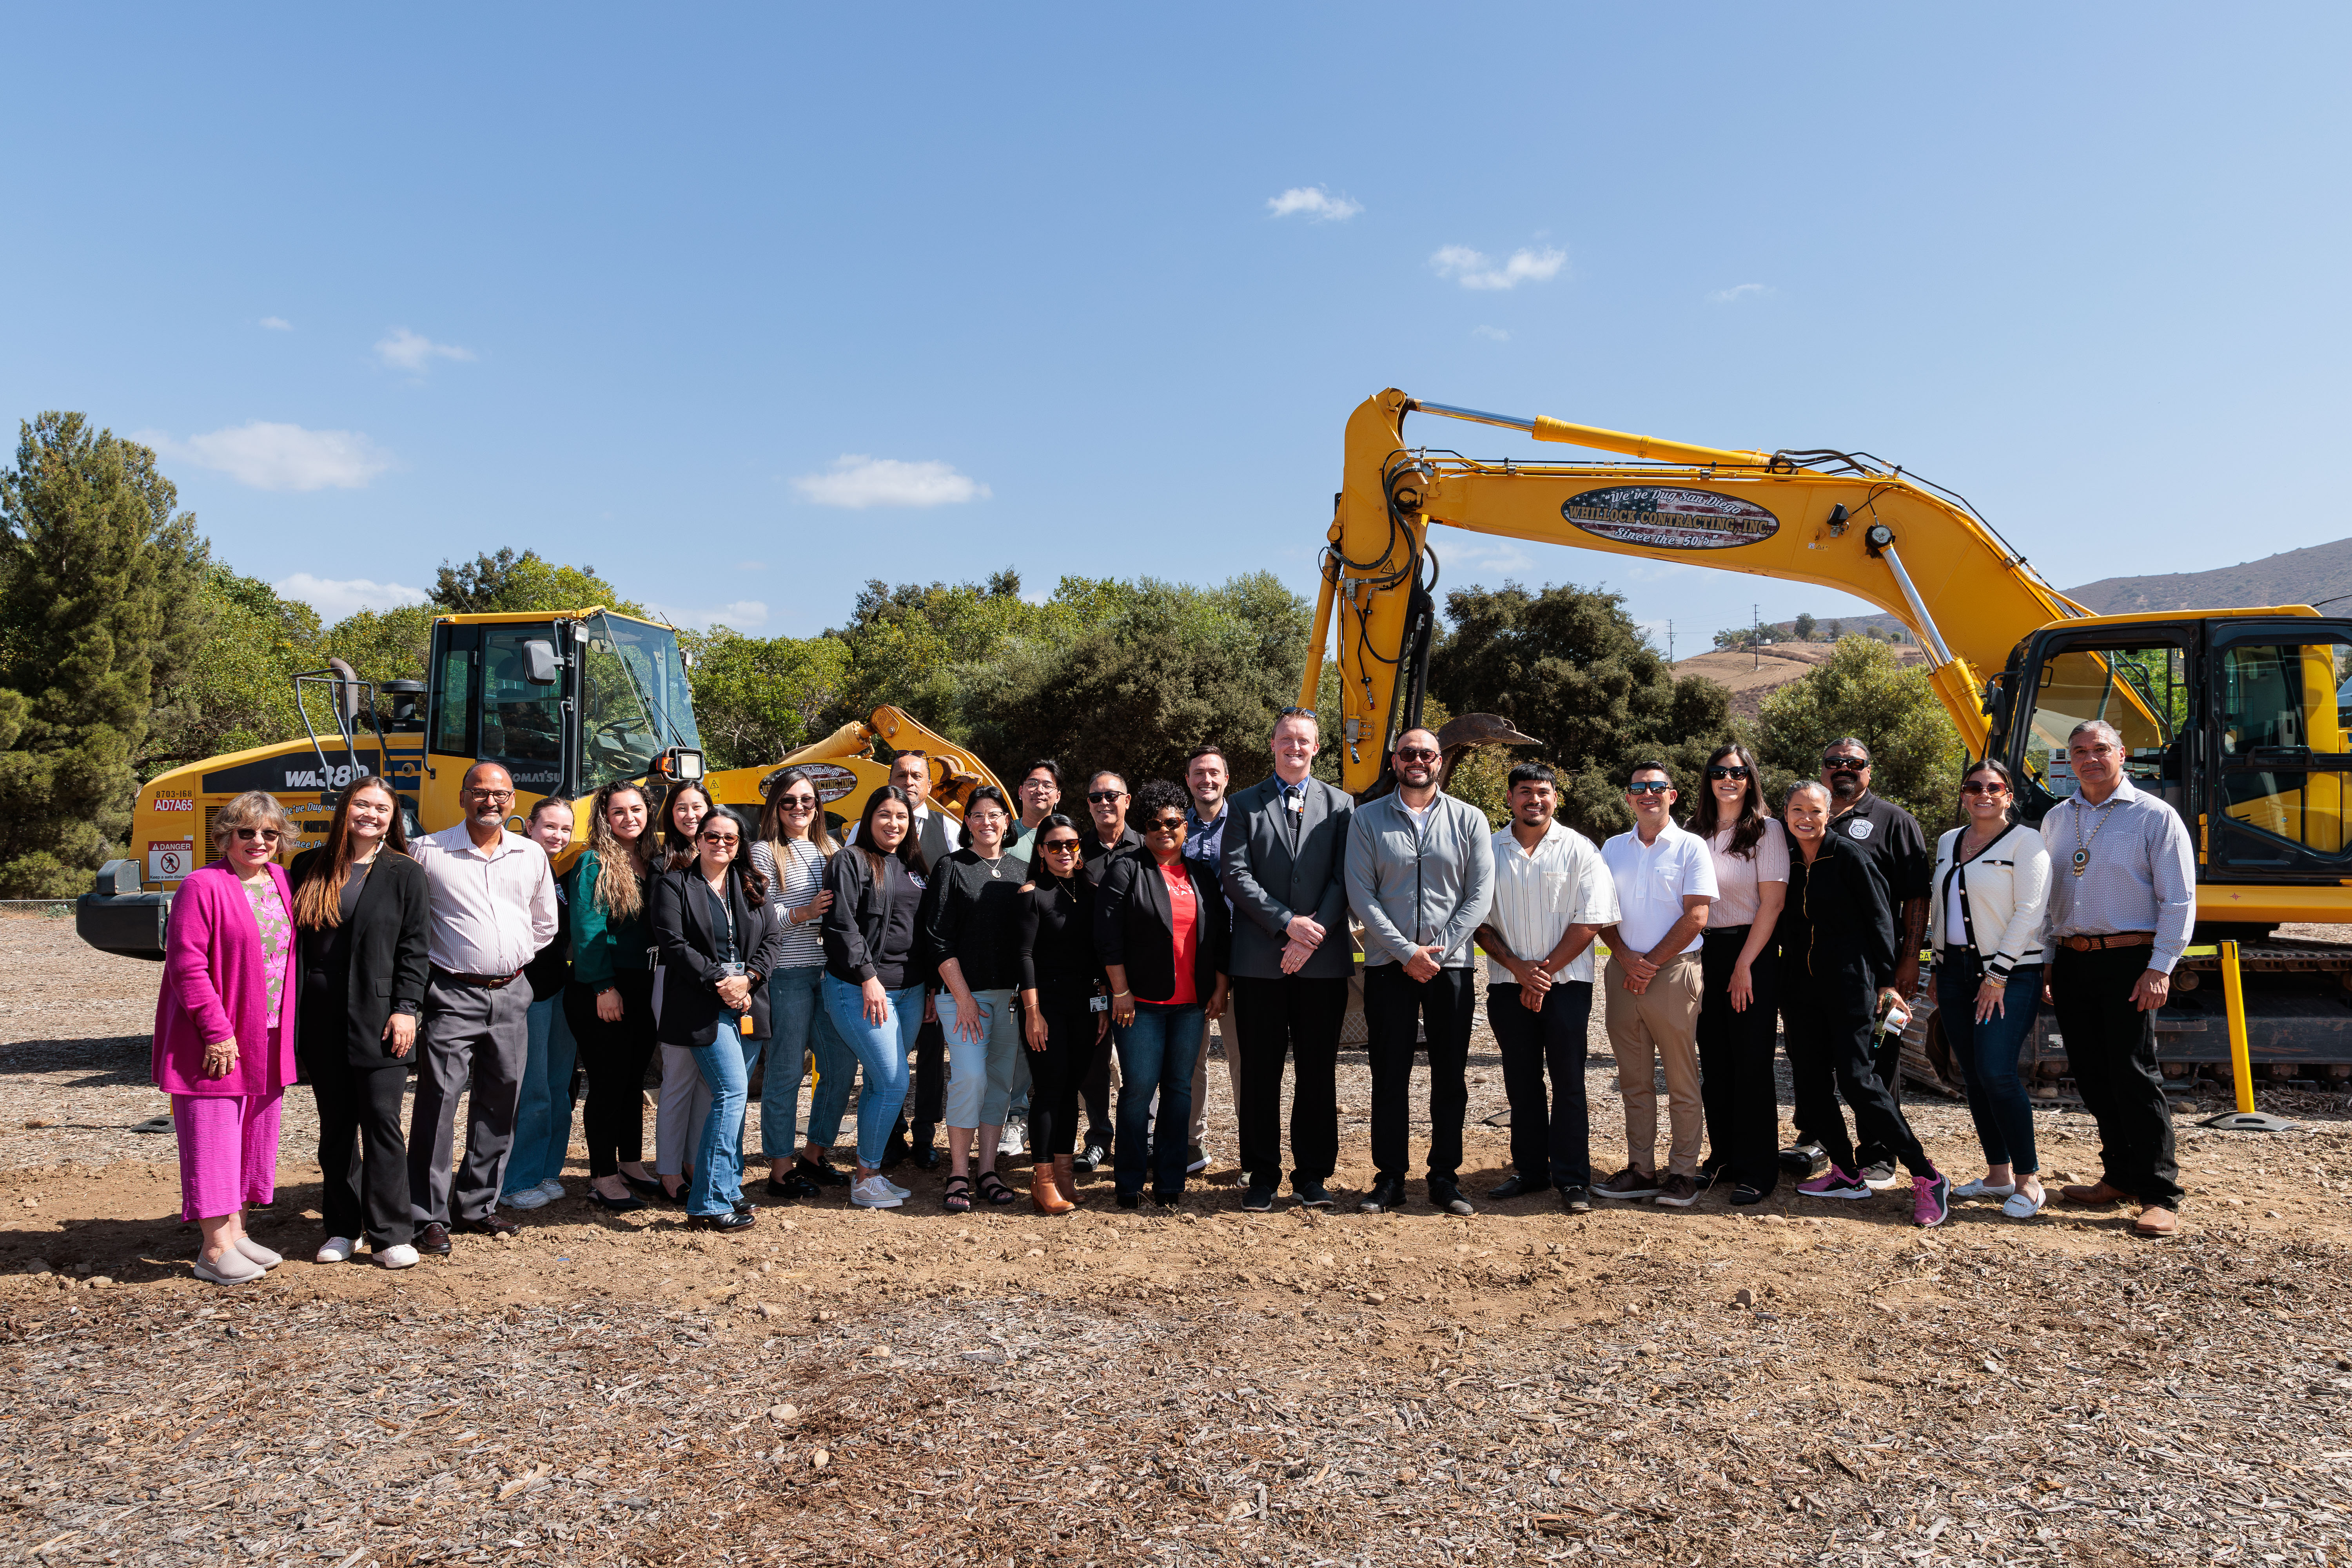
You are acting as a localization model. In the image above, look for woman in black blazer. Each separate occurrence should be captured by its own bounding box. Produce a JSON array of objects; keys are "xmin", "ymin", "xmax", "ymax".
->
[
  {"xmin": 290, "ymin": 777, "xmax": 431, "ymax": 1269},
  {"xmin": 649, "ymin": 808, "xmax": 785, "ymax": 1232},
  {"xmin": 1776, "ymin": 781, "xmax": 1949, "ymax": 1224},
  {"xmin": 1094, "ymin": 780, "xmax": 1229, "ymax": 1207}
]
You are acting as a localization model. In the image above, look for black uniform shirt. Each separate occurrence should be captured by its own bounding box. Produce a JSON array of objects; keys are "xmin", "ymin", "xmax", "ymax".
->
[{"xmin": 1828, "ymin": 789, "xmax": 1930, "ymax": 911}]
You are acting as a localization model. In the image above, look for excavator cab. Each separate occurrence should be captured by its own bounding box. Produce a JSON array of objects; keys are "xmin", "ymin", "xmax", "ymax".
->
[{"xmin": 1993, "ymin": 613, "xmax": 2352, "ymax": 887}]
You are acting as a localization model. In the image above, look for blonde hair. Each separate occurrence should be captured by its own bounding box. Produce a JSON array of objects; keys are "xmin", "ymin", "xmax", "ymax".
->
[{"xmin": 212, "ymin": 790, "xmax": 292, "ymax": 861}]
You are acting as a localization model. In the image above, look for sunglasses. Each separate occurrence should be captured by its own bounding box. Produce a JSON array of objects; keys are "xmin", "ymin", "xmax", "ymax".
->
[
  {"xmin": 1961, "ymin": 780, "xmax": 2010, "ymax": 796},
  {"xmin": 1146, "ymin": 817, "xmax": 1187, "ymax": 834},
  {"xmin": 1822, "ymin": 756, "xmax": 1869, "ymax": 770},
  {"xmin": 1704, "ymin": 766, "xmax": 1750, "ymax": 781},
  {"xmin": 232, "ymin": 827, "xmax": 282, "ymax": 842},
  {"xmin": 700, "ymin": 830, "xmax": 739, "ymax": 845},
  {"xmin": 1086, "ymin": 790, "xmax": 1127, "ymax": 804},
  {"xmin": 1395, "ymin": 748, "xmax": 1438, "ymax": 764},
  {"xmin": 1626, "ymin": 781, "xmax": 1673, "ymax": 795},
  {"xmin": 1041, "ymin": 838, "xmax": 1082, "ymax": 854},
  {"xmin": 775, "ymin": 794, "xmax": 817, "ymax": 810}
]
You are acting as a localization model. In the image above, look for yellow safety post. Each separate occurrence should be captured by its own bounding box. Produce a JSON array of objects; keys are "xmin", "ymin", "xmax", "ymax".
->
[{"xmin": 2203, "ymin": 939, "xmax": 2293, "ymax": 1132}]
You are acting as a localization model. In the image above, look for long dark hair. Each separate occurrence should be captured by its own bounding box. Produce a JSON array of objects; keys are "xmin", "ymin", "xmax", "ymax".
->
[
  {"xmin": 692, "ymin": 805, "xmax": 768, "ymax": 902},
  {"xmin": 292, "ymin": 776, "xmax": 408, "ymax": 929},
  {"xmin": 854, "ymin": 785, "xmax": 929, "ymax": 881},
  {"xmin": 758, "ymin": 768, "xmax": 837, "ymax": 860},
  {"xmin": 956, "ymin": 783, "xmax": 1016, "ymax": 851},
  {"xmin": 660, "ymin": 780, "xmax": 719, "ymax": 869},
  {"xmin": 584, "ymin": 782, "xmax": 652, "ymax": 920},
  {"xmin": 1017, "ymin": 812, "xmax": 1086, "ymax": 898},
  {"xmin": 1962, "ymin": 757, "xmax": 2019, "ymax": 828},
  {"xmin": 1688, "ymin": 742, "xmax": 1770, "ymax": 859}
]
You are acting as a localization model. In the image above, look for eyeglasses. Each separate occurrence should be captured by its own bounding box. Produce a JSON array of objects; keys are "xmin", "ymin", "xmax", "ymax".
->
[
  {"xmin": 775, "ymin": 795, "xmax": 817, "ymax": 810},
  {"xmin": 1822, "ymin": 755, "xmax": 1869, "ymax": 770},
  {"xmin": 1041, "ymin": 839, "xmax": 1082, "ymax": 854},
  {"xmin": 1146, "ymin": 817, "xmax": 1187, "ymax": 834},
  {"xmin": 966, "ymin": 810, "xmax": 1008, "ymax": 824},
  {"xmin": 466, "ymin": 788, "xmax": 515, "ymax": 802},
  {"xmin": 1086, "ymin": 790, "xmax": 1127, "ymax": 804},
  {"xmin": 1395, "ymin": 748, "xmax": 1438, "ymax": 764},
  {"xmin": 232, "ymin": 827, "xmax": 282, "ymax": 842},
  {"xmin": 1626, "ymin": 781, "xmax": 1673, "ymax": 795},
  {"xmin": 1704, "ymin": 766, "xmax": 1750, "ymax": 781},
  {"xmin": 1961, "ymin": 780, "xmax": 2010, "ymax": 796}
]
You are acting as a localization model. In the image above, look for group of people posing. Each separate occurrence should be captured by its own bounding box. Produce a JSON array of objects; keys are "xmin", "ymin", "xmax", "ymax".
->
[{"xmin": 148, "ymin": 705, "xmax": 2195, "ymax": 1284}]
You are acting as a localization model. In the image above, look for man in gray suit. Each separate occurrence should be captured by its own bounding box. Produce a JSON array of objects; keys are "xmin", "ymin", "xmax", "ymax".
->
[{"xmin": 1221, "ymin": 708, "xmax": 1354, "ymax": 1212}]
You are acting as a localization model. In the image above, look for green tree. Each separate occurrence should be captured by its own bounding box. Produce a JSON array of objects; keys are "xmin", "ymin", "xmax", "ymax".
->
[
  {"xmin": 1426, "ymin": 582, "xmax": 1738, "ymax": 844},
  {"xmin": 432, "ymin": 548, "xmax": 645, "ymax": 618},
  {"xmin": 143, "ymin": 564, "xmax": 321, "ymax": 774},
  {"xmin": 0, "ymin": 414, "xmax": 206, "ymax": 895},
  {"xmin": 1757, "ymin": 635, "xmax": 1964, "ymax": 829},
  {"xmin": 683, "ymin": 626, "xmax": 852, "ymax": 769},
  {"xmin": 1792, "ymin": 611, "xmax": 1817, "ymax": 640}
]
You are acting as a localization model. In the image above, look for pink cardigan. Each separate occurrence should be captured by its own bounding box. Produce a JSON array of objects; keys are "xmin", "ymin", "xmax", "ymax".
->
[{"xmin": 152, "ymin": 862, "xmax": 300, "ymax": 1097}]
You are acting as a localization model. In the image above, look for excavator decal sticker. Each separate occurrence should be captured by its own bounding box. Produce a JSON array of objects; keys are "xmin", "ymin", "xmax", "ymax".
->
[
  {"xmin": 1562, "ymin": 485, "xmax": 1778, "ymax": 550},
  {"xmin": 759, "ymin": 761, "xmax": 860, "ymax": 804}
]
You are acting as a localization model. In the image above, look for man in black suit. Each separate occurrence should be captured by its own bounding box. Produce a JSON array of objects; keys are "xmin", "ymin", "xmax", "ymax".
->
[
  {"xmin": 1071, "ymin": 770, "xmax": 1141, "ymax": 1170},
  {"xmin": 1220, "ymin": 708, "xmax": 1354, "ymax": 1211}
]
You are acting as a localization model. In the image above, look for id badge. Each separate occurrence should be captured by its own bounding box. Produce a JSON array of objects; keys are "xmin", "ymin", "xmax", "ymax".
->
[{"xmin": 1089, "ymin": 995, "xmax": 1110, "ymax": 1013}]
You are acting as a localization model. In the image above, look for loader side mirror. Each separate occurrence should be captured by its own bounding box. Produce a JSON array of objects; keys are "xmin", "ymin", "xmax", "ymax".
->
[{"xmin": 523, "ymin": 639, "xmax": 560, "ymax": 684}]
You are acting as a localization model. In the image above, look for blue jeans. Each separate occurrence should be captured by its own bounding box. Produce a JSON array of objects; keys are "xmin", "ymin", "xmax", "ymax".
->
[
  {"xmin": 687, "ymin": 1018, "xmax": 752, "ymax": 1217},
  {"xmin": 503, "ymin": 991, "xmax": 579, "ymax": 1196},
  {"xmin": 822, "ymin": 974, "xmax": 920, "ymax": 1169},
  {"xmin": 1115, "ymin": 1003, "xmax": 1204, "ymax": 1196},
  {"xmin": 760, "ymin": 965, "xmax": 856, "ymax": 1158},
  {"xmin": 1936, "ymin": 954, "xmax": 2042, "ymax": 1174},
  {"xmin": 938, "ymin": 987, "xmax": 1021, "ymax": 1129}
]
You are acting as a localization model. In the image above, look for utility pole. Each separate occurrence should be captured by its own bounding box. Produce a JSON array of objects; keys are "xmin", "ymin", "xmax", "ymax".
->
[
  {"xmin": 1753, "ymin": 604, "xmax": 1760, "ymax": 671},
  {"xmin": 1667, "ymin": 620, "xmax": 1675, "ymax": 664}
]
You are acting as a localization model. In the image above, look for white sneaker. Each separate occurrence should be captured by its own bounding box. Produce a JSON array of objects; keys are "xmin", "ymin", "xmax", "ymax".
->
[
  {"xmin": 999, "ymin": 1116, "xmax": 1027, "ymax": 1158},
  {"xmin": 233, "ymin": 1237, "xmax": 283, "ymax": 1270},
  {"xmin": 374, "ymin": 1243, "xmax": 421, "ymax": 1269},
  {"xmin": 850, "ymin": 1176, "xmax": 903, "ymax": 1209},
  {"xmin": 536, "ymin": 1177, "xmax": 566, "ymax": 1200},
  {"xmin": 1951, "ymin": 1177, "xmax": 2018, "ymax": 1201},
  {"xmin": 503, "ymin": 1186, "xmax": 552, "ymax": 1210},
  {"xmin": 315, "ymin": 1236, "xmax": 356, "ymax": 1265},
  {"xmin": 2002, "ymin": 1189, "xmax": 2047, "ymax": 1220}
]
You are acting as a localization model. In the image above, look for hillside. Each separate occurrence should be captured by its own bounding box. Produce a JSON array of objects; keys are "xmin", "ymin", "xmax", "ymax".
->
[{"xmin": 1674, "ymin": 639, "xmax": 1923, "ymax": 719}]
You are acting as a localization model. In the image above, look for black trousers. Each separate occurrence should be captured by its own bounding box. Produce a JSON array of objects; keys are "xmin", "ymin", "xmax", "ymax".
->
[
  {"xmin": 309, "ymin": 1053, "xmax": 412, "ymax": 1249},
  {"xmin": 2048, "ymin": 945, "xmax": 2182, "ymax": 1209},
  {"xmin": 565, "ymin": 971, "xmax": 657, "ymax": 1178},
  {"xmin": 1078, "ymin": 1027, "xmax": 1118, "ymax": 1149},
  {"xmin": 1696, "ymin": 929, "xmax": 1781, "ymax": 1193},
  {"xmin": 896, "ymin": 1017, "xmax": 948, "ymax": 1138},
  {"xmin": 1487, "ymin": 979, "xmax": 1592, "ymax": 1189},
  {"xmin": 1232, "ymin": 974, "xmax": 1349, "ymax": 1187},
  {"xmin": 1855, "ymin": 1028, "xmax": 1908, "ymax": 1171},
  {"xmin": 1026, "ymin": 998, "xmax": 1097, "ymax": 1158},
  {"xmin": 1781, "ymin": 965, "xmax": 1931, "ymax": 1178},
  {"xmin": 1363, "ymin": 963, "xmax": 1478, "ymax": 1183}
]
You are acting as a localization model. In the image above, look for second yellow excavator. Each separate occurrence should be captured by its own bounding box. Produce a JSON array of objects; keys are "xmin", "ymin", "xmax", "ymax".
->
[{"xmin": 1305, "ymin": 388, "xmax": 2352, "ymax": 1085}]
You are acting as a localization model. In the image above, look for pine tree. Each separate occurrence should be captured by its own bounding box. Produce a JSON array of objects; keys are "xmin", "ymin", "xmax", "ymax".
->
[{"xmin": 0, "ymin": 414, "xmax": 205, "ymax": 895}]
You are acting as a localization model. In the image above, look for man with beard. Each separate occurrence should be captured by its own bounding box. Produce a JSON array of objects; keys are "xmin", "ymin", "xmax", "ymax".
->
[
  {"xmin": 1782, "ymin": 738, "xmax": 1930, "ymax": 1187},
  {"xmin": 1345, "ymin": 726, "xmax": 1495, "ymax": 1216}
]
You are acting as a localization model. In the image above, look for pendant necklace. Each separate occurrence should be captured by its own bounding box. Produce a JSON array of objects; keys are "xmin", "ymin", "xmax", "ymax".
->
[
  {"xmin": 2071, "ymin": 796, "xmax": 2120, "ymax": 878},
  {"xmin": 979, "ymin": 851, "xmax": 1005, "ymax": 880}
]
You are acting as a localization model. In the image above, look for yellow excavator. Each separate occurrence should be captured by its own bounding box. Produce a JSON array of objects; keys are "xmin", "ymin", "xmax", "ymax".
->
[
  {"xmin": 77, "ymin": 606, "xmax": 995, "ymax": 958},
  {"xmin": 1305, "ymin": 388, "xmax": 2352, "ymax": 1087}
]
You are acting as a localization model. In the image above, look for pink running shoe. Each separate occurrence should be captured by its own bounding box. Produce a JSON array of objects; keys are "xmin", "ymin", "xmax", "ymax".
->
[
  {"xmin": 1912, "ymin": 1169, "xmax": 1951, "ymax": 1228},
  {"xmin": 1797, "ymin": 1166, "xmax": 1871, "ymax": 1200}
]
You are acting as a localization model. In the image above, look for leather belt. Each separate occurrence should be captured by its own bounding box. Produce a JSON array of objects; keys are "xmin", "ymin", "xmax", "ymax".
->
[
  {"xmin": 2056, "ymin": 931, "xmax": 2154, "ymax": 953},
  {"xmin": 432, "ymin": 964, "xmax": 525, "ymax": 990}
]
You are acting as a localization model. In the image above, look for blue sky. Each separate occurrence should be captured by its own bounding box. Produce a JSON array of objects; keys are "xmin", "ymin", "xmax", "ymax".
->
[{"xmin": 5, "ymin": 5, "xmax": 2348, "ymax": 657}]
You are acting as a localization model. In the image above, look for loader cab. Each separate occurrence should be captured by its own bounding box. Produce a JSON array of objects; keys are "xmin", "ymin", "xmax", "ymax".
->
[
  {"xmin": 1991, "ymin": 612, "xmax": 2352, "ymax": 884},
  {"xmin": 421, "ymin": 609, "xmax": 702, "ymax": 832}
]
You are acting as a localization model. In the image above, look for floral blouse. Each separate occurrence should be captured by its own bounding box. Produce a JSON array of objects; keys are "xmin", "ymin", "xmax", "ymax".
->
[{"xmin": 243, "ymin": 878, "xmax": 293, "ymax": 1028}]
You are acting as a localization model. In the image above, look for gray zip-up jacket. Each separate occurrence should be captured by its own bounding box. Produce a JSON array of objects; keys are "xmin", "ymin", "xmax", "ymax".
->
[{"xmin": 1345, "ymin": 790, "xmax": 1496, "ymax": 969}]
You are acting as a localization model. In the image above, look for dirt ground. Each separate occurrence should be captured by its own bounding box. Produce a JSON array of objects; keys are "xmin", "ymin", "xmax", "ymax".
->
[{"xmin": 4, "ymin": 907, "xmax": 2350, "ymax": 1567}]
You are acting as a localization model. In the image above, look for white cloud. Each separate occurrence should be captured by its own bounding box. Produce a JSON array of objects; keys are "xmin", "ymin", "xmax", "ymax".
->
[
  {"xmin": 143, "ymin": 421, "xmax": 393, "ymax": 491},
  {"xmin": 1266, "ymin": 185, "xmax": 1363, "ymax": 221},
  {"xmin": 1472, "ymin": 325, "xmax": 1510, "ymax": 342},
  {"xmin": 259, "ymin": 316, "xmax": 293, "ymax": 331},
  {"xmin": 644, "ymin": 600, "xmax": 770, "ymax": 631},
  {"xmin": 276, "ymin": 573, "xmax": 430, "ymax": 620},
  {"xmin": 1707, "ymin": 283, "xmax": 1770, "ymax": 304},
  {"xmin": 374, "ymin": 326, "xmax": 476, "ymax": 373},
  {"xmin": 1430, "ymin": 245, "xmax": 1568, "ymax": 290},
  {"xmin": 791, "ymin": 454, "xmax": 990, "ymax": 509}
]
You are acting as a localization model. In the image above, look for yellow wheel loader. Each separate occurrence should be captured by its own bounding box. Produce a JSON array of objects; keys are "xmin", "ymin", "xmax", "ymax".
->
[{"xmin": 76, "ymin": 606, "xmax": 995, "ymax": 958}]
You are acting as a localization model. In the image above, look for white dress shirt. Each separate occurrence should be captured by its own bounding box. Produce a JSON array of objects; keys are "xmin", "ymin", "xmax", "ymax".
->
[
  {"xmin": 1599, "ymin": 820, "xmax": 1718, "ymax": 956},
  {"xmin": 2039, "ymin": 777, "xmax": 2197, "ymax": 973},
  {"xmin": 412, "ymin": 823, "xmax": 559, "ymax": 976},
  {"xmin": 1486, "ymin": 820, "xmax": 1620, "ymax": 983}
]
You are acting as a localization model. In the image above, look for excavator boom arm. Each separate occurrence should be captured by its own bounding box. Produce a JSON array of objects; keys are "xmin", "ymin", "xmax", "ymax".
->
[{"xmin": 1312, "ymin": 388, "xmax": 2087, "ymax": 791}]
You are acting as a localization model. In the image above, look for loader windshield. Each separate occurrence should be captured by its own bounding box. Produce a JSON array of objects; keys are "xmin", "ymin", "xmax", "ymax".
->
[{"xmin": 579, "ymin": 613, "xmax": 702, "ymax": 788}]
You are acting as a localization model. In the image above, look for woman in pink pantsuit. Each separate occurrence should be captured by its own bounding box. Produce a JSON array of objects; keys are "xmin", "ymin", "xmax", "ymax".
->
[{"xmin": 154, "ymin": 790, "xmax": 302, "ymax": 1285}]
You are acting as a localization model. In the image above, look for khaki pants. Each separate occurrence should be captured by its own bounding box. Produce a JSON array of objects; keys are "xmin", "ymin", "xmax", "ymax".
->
[
  {"xmin": 1187, "ymin": 1001, "xmax": 1244, "ymax": 1149},
  {"xmin": 1601, "ymin": 952, "xmax": 1704, "ymax": 1178}
]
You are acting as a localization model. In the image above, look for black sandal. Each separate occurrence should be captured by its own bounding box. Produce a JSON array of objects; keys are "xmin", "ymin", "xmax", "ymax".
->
[
  {"xmin": 977, "ymin": 1170, "xmax": 1018, "ymax": 1206},
  {"xmin": 942, "ymin": 1175, "xmax": 973, "ymax": 1212}
]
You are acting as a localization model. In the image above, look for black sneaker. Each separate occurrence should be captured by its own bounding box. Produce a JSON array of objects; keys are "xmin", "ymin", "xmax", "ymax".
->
[
  {"xmin": 1778, "ymin": 1139, "xmax": 1828, "ymax": 1173},
  {"xmin": 1359, "ymin": 1175, "xmax": 1407, "ymax": 1214},
  {"xmin": 880, "ymin": 1128, "xmax": 911, "ymax": 1171},
  {"xmin": 795, "ymin": 1158, "xmax": 850, "ymax": 1189},
  {"xmin": 1241, "ymin": 1181, "xmax": 1279, "ymax": 1213},
  {"xmin": 1073, "ymin": 1142, "xmax": 1107, "ymax": 1174},
  {"xmin": 1428, "ymin": 1179, "xmax": 1475, "ymax": 1217},
  {"xmin": 1115, "ymin": 1191, "xmax": 1142, "ymax": 1210},
  {"xmin": 1293, "ymin": 1180, "xmax": 1335, "ymax": 1209},
  {"xmin": 1487, "ymin": 1173, "xmax": 1549, "ymax": 1201},
  {"xmin": 1558, "ymin": 1185, "xmax": 1592, "ymax": 1214}
]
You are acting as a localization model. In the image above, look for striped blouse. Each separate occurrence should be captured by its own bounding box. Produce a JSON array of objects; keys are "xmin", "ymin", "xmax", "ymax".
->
[{"xmin": 749, "ymin": 838, "xmax": 829, "ymax": 969}]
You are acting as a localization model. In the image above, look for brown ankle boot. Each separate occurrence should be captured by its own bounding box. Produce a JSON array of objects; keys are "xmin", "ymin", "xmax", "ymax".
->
[
  {"xmin": 1031, "ymin": 1161, "xmax": 1073, "ymax": 1215},
  {"xmin": 1054, "ymin": 1153, "xmax": 1084, "ymax": 1208}
]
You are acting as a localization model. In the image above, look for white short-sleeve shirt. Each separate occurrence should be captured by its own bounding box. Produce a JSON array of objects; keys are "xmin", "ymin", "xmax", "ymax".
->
[
  {"xmin": 1486, "ymin": 821, "xmax": 1621, "ymax": 984},
  {"xmin": 1599, "ymin": 820, "xmax": 1719, "ymax": 956}
]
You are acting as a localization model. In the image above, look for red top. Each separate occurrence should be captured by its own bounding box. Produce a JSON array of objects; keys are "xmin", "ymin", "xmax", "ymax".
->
[{"xmin": 1160, "ymin": 859, "xmax": 1198, "ymax": 1007}]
